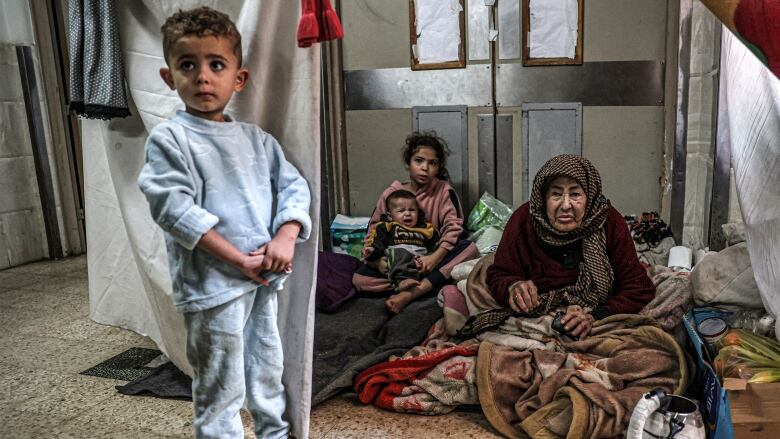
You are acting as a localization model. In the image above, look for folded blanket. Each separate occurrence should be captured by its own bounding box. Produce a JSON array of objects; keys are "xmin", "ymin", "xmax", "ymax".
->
[
  {"xmin": 354, "ymin": 344, "xmax": 479, "ymax": 414},
  {"xmin": 477, "ymin": 315, "xmax": 689, "ymax": 439},
  {"xmin": 315, "ymin": 251, "xmax": 360, "ymax": 313},
  {"xmin": 312, "ymin": 294, "xmax": 443, "ymax": 405},
  {"xmin": 639, "ymin": 265, "xmax": 694, "ymax": 331},
  {"xmin": 635, "ymin": 236, "xmax": 675, "ymax": 266}
]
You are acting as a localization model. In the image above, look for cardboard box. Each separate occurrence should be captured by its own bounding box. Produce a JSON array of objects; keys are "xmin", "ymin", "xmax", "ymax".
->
[
  {"xmin": 330, "ymin": 214, "xmax": 369, "ymax": 259},
  {"xmin": 725, "ymin": 378, "xmax": 780, "ymax": 438}
]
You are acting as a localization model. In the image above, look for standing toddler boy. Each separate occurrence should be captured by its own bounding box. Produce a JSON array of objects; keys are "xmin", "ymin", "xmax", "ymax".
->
[{"xmin": 138, "ymin": 7, "xmax": 310, "ymax": 438}]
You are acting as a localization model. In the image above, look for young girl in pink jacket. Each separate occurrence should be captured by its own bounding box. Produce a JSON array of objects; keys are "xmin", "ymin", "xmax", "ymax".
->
[{"xmin": 353, "ymin": 132, "xmax": 479, "ymax": 314}]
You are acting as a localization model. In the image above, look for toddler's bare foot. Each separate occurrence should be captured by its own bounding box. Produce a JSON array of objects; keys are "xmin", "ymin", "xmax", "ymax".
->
[{"xmin": 385, "ymin": 291, "xmax": 414, "ymax": 314}]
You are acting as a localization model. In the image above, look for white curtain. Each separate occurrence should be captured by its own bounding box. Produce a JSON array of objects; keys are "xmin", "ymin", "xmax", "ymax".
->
[
  {"xmin": 83, "ymin": 1, "xmax": 320, "ymax": 437},
  {"xmin": 720, "ymin": 29, "xmax": 780, "ymax": 332}
]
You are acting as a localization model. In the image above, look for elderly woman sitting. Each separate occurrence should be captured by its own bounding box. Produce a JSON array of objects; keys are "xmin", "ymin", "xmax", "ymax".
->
[{"xmin": 486, "ymin": 154, "xmax": 655, "ymax": 339}]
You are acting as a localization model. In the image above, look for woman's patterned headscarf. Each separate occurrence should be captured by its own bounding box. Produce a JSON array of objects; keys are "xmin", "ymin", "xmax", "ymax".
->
[
  {"xmin": 529, "ymin": 154, "xmax": 614, "ymax": 312},
  {"xmin": 456, "ymin": 155, "xmax": 616, "ymax": 338}
]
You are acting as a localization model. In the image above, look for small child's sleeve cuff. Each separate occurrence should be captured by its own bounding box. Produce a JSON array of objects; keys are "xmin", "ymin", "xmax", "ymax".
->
[
  {"xmin": 170, "ymin": 205, "xmax": 219, "ymax": 250},
  {"xmin": 273, "ymin": 208, "xmax": 312, "ymax": 243}
]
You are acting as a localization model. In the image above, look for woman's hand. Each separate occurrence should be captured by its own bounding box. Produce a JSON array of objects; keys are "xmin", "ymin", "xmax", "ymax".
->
[
  {"xmin": 561, "ymin": 305, "xmax": 595, "ymax": 339},
  {"xmin": 508, "ymin": 280, "xmax": 540, "ymax": 312},
  {"xmin": 361, "ymin": 246, "xmax": 374, "ymax": 261}
]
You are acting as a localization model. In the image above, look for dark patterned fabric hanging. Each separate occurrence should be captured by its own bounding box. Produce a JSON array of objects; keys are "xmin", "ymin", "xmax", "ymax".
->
[{"xmin": 68, "ymin": 0, "xmax": 131, "ymax": 120}]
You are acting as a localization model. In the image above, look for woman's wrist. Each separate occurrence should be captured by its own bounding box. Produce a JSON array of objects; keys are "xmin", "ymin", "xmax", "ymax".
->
[
  {"xmin": 508, "ymin": 280, "xmax": 526, "ymax": 289},
  {"xmin": 505, "ymin": 280, "xmax": 523, "ymax": 302}
]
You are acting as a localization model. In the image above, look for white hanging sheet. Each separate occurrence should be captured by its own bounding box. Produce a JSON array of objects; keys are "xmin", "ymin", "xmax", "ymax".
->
[
  {"xmin": 83, "ymin": 1, "xmax": 320, "ymax": 437},
  {"xmin": 720, "ymin": 29, "xmax": 780, "ymax": 334}
]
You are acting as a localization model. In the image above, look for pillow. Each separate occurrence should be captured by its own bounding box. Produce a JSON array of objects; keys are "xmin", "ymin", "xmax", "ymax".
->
[
  {"xmin": 316, "ymin": 251, "xmax": 361, "ymax": 313},
  {"xmin": 691, "ymin": 242, "xmax": 765, "ymax": 311}
]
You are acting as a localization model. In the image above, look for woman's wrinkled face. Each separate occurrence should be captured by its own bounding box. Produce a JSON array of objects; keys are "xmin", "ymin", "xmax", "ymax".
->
[{"xmin": 545, "ymin": 176, "xmax": 586, "ymax": 232}]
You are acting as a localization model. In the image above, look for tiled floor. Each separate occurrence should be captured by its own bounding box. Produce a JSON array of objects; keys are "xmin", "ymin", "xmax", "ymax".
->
[{"xmin": 0, "ymin": 256, "xmax": 502, "ymax": 438}]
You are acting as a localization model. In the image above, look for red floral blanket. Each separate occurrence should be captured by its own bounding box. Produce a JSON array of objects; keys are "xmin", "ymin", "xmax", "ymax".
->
[{"xmin": 354, "ymin": 344, "xmax": 479, "ymax": 414}]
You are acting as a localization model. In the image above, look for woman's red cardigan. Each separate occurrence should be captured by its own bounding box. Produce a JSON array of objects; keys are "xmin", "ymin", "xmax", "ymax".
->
[{"xmin": 486, "ymin": 203, "xmax": 655, "ymax": 318}]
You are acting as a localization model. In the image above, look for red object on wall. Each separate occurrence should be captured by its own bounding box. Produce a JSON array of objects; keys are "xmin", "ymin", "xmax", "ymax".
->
[
  {"xmin": 734, "ymin": 0, "xmax": 780, "ymax": 77},
  {"xmin": 297, "ymin": 0, "xmax": 344, "ymax": 48}
]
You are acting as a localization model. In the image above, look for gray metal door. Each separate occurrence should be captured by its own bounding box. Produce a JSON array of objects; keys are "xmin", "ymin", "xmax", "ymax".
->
[
  {"xmin": 412, "ymin": 105, "xmax": 469, "ymax": 205},
  {"xmin": 522, "ymin": 103, "xmax": 582, "ymax": 201}
]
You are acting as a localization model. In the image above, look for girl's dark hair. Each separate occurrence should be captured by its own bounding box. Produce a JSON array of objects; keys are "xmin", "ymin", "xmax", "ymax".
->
[{"xmin": 402, "ymin": 131, "xmax": 450, "ymax": 181}]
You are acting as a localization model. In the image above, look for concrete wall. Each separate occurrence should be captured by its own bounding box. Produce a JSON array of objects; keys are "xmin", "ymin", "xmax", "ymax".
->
[
  {"xmin": 584, "ymin": 0, "xmax": 668, "ymax": 61},
  {"xmin": 0, "ymin": 0, "xmax": 76, "ymax": 269},
  {"xmin": 0, "ymin": 44, "xmax": 48, "ymax": 268},
  {"xmin": 346, "ymin": 110, "xmax": 411, "ymax": 214},
  {"xmin": 341, "ymin": 0, "xmax": 670, "ymax": 218},
  {"xmin": 583, "ymin": 107, "xmax": 665, "ymax": 215},
  {"xmin": 341, "ymin": 1, "xmax": 410, "ymax": 70}
]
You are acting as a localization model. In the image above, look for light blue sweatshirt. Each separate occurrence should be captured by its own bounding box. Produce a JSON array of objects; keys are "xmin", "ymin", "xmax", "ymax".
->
[{"xmin": 138, "ymin": 111, "xmax": 311, "ymax": 312}]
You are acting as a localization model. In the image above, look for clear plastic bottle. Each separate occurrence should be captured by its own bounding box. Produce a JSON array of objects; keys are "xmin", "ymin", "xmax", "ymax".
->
[{"xmin": 726, "ymin": 310, "xmax": 776, "ymax": 338}]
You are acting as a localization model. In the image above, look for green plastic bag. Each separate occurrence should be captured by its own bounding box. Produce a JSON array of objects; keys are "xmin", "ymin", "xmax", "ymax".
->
[{"xmin": 466, "ymin": 192, "xmax": 513, "ymax": 240}]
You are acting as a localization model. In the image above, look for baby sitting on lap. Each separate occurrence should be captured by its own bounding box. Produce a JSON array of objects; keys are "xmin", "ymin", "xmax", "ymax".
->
[{"xmin": 363, "ymin": 190, "xmax": 440, "ymax": 312}]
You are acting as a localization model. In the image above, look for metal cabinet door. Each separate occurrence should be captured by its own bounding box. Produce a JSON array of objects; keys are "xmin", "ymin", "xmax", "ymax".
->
[
  {"xmin": 412, "ymin": 106, "xmax": 469, "ymax": 205},
  {"xmin": 522, "ymin": 103, "xmax": 583, "ymax": 201}
]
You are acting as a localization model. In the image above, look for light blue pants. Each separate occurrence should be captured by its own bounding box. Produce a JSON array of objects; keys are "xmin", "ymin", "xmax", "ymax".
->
[{"xmin": 184, "ymin": 287, "xmax": 289, "ymax": 439}]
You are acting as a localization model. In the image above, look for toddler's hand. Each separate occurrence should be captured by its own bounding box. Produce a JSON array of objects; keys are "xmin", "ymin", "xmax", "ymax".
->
[
  {"xmin": 251, "ymin": 222, "xmax": 300, "ymax": 273},
  {"xmin": 238, "ymin": 254, "xmax": 270, "ymax": 285},
  {"xmin": 377, "ymin": 256, "xmax": 389, "ymax": 274},
  {"xmin": 250, "ymin": 241, "xmax": 293, "ymax": 273},
  {"xmin": 361, "ymin": 246, "xmax": 374, "ymax": 261}
]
